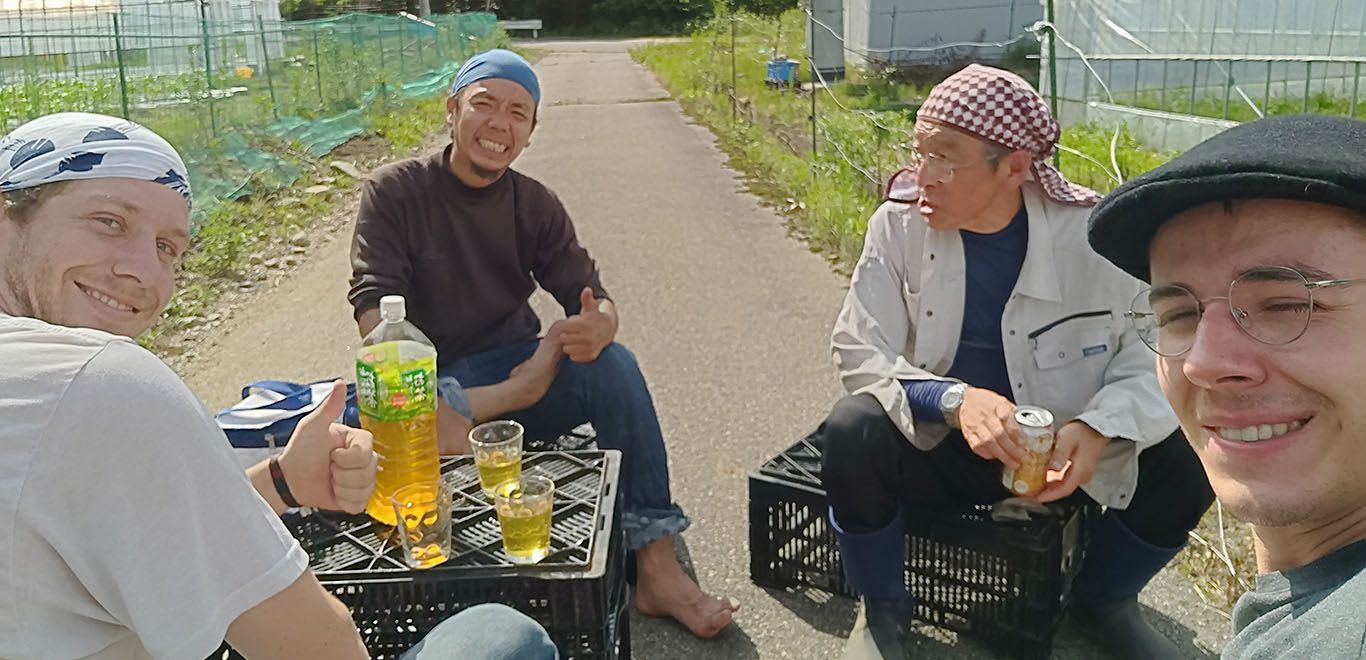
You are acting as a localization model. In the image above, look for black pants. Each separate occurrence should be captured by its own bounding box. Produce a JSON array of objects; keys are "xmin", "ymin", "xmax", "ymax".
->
[{"xmin": 815, "ymin": 394, "xmax": 1214, "ymax": 548}]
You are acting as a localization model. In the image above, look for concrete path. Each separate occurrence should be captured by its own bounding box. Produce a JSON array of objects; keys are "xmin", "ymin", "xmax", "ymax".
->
[{"xmin": 177, "ymin": 38, "xmax": 1232, "ymax": 659}]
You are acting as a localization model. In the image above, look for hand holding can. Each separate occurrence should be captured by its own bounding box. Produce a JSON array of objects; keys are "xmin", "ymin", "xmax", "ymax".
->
[{"xmin": 1002, "ymin": 406, "xmax": 1056, "ymax": 498}]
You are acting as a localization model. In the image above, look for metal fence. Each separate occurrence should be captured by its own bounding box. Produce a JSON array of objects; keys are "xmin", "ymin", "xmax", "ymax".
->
[
  {"xmin": 0, "ymin": 5, "xmax": 499, "ymax": 221},
  {"xmin": 0, "ymin": 9, "xmax": 495, "ymax": 137}
]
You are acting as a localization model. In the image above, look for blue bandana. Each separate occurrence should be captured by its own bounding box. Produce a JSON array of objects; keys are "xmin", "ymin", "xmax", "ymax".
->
[
  {"xmin": 449, "ymin": 49, "xmax": 541, "ymax": 106},
  {"xmin": 0, "ymin": 112, "xmax": 191, "ymax": 206}
]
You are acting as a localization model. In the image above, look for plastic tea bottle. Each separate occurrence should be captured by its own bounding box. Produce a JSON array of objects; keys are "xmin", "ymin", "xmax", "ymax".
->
[{"xmin": 356, "ymin": 295, "xmax": 441, "ymax": 525}]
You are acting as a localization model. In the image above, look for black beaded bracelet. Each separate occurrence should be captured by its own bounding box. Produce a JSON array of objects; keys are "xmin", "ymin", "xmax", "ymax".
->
[{"xmin": 268, "ymin": 456, "xmax": 302, "ymax": 509}]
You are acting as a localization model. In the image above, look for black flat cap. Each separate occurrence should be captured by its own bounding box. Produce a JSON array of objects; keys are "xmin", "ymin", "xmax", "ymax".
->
[{"xmin": 1088, "ymin": 114, "xmax": 1366, "ymax": 282}]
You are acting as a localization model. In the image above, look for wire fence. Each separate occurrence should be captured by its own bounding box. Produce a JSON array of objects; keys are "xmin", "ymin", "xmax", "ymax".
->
[{"xmin": 0, "ymin": 4, "xmax": 500, "ymax": 224}]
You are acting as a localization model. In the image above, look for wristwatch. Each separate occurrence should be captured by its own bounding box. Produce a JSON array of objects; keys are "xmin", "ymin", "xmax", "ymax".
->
[{"xmin": 939, "ymin": 382, "xmax": 970, "ymax": 429}]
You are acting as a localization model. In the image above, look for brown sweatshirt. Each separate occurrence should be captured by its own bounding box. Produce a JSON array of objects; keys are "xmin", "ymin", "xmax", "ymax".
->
[{"xmin": 349, "ymin": 145, "xmax": 608, "ymax": 365}]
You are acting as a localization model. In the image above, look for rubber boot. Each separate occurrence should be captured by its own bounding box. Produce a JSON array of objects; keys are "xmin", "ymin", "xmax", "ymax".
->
[
  {"xmin": 832, "ymin": 508, "xmax": 913, "ymax": 660},
  {"xmin": 1070, "ymin": 511, "xmax": 1185, "ymax": 660}
]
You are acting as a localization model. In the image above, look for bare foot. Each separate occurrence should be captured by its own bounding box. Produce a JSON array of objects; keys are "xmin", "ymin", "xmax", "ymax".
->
[
  {"xmin": 634, "ymin": 539, "xmax": 739, "ymax": 639},
  {"xmin": 506, "ymin": 324, "xmax": 566, "ymax": 408}
]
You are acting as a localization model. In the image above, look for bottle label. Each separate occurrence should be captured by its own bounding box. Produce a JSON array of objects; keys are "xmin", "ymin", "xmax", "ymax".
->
[{"xmin": 356, "ymin": 342, "xmax": 436, "ymax": 422}]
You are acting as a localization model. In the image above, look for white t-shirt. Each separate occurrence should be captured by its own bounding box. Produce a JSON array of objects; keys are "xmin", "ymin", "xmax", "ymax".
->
[{"xmin": 0, "ymin": 315, "xmax": 308, "ymax": 659}]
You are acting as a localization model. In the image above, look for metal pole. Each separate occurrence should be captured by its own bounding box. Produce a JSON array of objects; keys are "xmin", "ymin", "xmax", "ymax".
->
[
  {"xmin": 811, "ymin": 59, "xmax": 818, "ymax": 159},
  {"xmin": 731, "ymin": 13, "xmax": 737, "ymax": 124},
  {"xmin": 257, "ymin": 16, "xmax": 279, "ymax": 121},
  {"xmin": 1353, "ymin": 61, "xmax": 1361, "ymax": 118},
  {"xmin": 1223, "ymin": 60, "xmax": 1234, "ymax": 119},
  {"xmin": 888, "ymin": 8, "xmax": 897, "ymax": 66},
  {"xmin": 1046, "ymin": 0, "xmax": 1059, "ymax": 124},
  {"xmin": 379, "ymin": 23, "xmax": 387, "ymax": 75},
  {"xmin": 1190, "ymin": 61, "xmax": 1199, "ymax": 115},
  {"xmin": 112, "ymin": 14, "xmax": 130, "ymax": 119},
  {"xmin": 1265, "ymin": 60, "xmax": 1273, "ymax": 114},
  {"xmin": 399, "ymin": 22, "xmax": 407, "ymax": 80},
  {"xmin": 312, "ymin": 28, "xmax": 324, "ymax": 106},
  {"xmin": 1160, "ymin": 59, "xmax": 1168, "ymax": 111},
  {"xmin": 1328, "ymin": 0, "xmax": 1342, "ymax": 57},
  {"xmin": 1270, "ymin": 0, "xmax": 1282, "ymax": 96},
  {"xmin": 1132, "ymin": 59, "xmax": 1139, "ymax": 105},
  {"xmin": 198, "ymin": 0, "xmax": 218, "ymax": 136},
  {"xmin": 1304, "ymin": 61, "xmax": 1312, "ymax": 113},
  {"xmin": 807, "ymin": 1, "xmax": 817, "ymax": 171}
]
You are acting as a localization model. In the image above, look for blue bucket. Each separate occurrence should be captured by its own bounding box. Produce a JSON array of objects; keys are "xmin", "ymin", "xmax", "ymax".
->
[{"xmin": 766, "ymin": 58, "xmax": 800, "ymax": 85}]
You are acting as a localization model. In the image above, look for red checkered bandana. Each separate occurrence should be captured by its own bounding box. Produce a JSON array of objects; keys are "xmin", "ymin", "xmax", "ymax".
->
[{"xmin": 895, "ymin": 63, "xmax": 1100, "ymax": 207}]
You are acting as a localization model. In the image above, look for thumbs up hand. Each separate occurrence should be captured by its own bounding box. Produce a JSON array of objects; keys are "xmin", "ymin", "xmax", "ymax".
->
[
  {"xmin": 559, "ymin": 287, "xmax": 617, "ymax": 364},
  {"xmin": 278, "ymin": 379, "xmax": 377, "ymax": 514}
]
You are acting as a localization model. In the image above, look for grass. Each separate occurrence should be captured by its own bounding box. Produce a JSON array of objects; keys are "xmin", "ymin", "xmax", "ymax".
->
[
  {"xmin": 1056, "ymin": 122, "xmax": 1177, "ymax": 193},
  {"xmin": 1181, "ymin": 502, "xmax": 1258, "ymax": 616},
  {"xmin": 637, "ymin": 9, "xmax": 1261, "ymax": 620},
  {"xmin": 1110, "ymin": 88, "xmax": 1364, "ymax": 124}
]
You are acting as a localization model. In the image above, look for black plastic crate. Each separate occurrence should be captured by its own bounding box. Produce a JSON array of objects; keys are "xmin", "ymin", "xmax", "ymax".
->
[
  {"xmin": 749, "ymin": 437, "xmax": 1094, "ymax": 660},
  {"xmin": 213, "ymin": 448, "xmax": 627, "ymax": 660}
]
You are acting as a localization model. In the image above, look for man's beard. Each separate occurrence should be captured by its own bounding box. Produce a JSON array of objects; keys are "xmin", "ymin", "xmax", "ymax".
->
[{"xmin": 452, "ymin": 129, "xmax": 509, "ymax": 182}]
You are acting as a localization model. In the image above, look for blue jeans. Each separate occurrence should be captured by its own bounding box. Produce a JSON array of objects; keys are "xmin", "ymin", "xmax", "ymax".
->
[
  {"xmin": 400, "ymin": 603, "xmax": 558, "ymax": 660},
  {"xmin": 437, "ymin": 341, "xmax": 690, "ymax": 550}
]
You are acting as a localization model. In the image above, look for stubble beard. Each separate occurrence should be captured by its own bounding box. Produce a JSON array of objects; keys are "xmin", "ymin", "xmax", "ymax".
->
[
  {"xmin": 0, "ymin": 230, "xmax": 43, "ymax": 321},
  {"xmin": 451, "ymin": 128, "xmax": 509, "ymax": 183}
]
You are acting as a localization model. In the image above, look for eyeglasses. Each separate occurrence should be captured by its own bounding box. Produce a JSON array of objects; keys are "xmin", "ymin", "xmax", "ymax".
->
[
  {"xmin": 1125, "ymin": 266, "xmax": 1366, "ymax": 357},
  {"xmin": 907, "ymin": 148, "xmax": 1001, "ymax": 184}
]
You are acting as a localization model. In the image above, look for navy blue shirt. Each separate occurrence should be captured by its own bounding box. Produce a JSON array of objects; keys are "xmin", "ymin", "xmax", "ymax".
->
[{"xmin": 904, "ymin": 206, "xmax": 1029, "ymax": 422}]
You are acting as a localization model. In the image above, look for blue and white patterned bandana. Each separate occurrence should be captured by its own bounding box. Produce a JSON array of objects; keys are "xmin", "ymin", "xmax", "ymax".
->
[{"xmin": 0, "ymin": 112, "xmax": 191, "ymax": 206}]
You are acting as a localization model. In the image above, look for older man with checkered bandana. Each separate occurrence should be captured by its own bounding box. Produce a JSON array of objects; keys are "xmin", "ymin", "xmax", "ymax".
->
[{"xmin": 808, "ymin": 64, "xmax": 1214, "ymax": 659}]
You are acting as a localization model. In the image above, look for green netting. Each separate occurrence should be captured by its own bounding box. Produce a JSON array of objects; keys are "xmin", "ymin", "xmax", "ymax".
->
[{"xmin": 0, "ymin": 8, "xmax": 501, "ymax": 229}]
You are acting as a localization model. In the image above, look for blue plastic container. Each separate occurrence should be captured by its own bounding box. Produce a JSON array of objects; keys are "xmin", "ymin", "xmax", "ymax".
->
[{"xmin": 765, "ymin": 58, "xmax": 800, "ymax": 86}]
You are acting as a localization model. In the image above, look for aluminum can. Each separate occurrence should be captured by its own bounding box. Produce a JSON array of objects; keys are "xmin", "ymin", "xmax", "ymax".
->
[{"xmin": 1002, "ymin": 406, "xmax": 1056, "ymax": 497}]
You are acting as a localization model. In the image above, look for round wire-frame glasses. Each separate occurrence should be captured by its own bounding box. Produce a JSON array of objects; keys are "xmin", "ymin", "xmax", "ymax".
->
[{"xmin": 1125, "ymin": 265, "xmax": 1366, "ymax": 357}]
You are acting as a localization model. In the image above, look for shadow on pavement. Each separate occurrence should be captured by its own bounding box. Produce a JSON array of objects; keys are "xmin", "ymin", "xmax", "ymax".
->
[
  {"xmin": 759, "ymin": 582, "xmax": 1219, "ymax": 660},
  {"xmin": 761, "ymin": 585, "xmax": 857, "ymax": 637},
  {"xmin": 1049, "ymin": 602, "xmax": 1218, "ymax": 660}
]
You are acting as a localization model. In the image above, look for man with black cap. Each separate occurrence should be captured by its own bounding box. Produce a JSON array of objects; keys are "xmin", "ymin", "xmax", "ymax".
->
[
  {"xmin": 810, "ymin": 64, "xmax": 1214, "ymax": 659},
  {"xmin": 1088, "ymin": 113, "xmax": 1366, "ymax": 658},
  {"xmin": 349, "ymin": 49, "xmax": 738, "ymax": 638}
]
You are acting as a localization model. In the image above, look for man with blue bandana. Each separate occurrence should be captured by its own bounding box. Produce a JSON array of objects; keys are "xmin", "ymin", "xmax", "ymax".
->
[
  {"xmin": 349, "ymin": 49, "xmax": 740, "ymax": 638},
  {"xmin": 0, "ymin": 112, "xmax": 557, "ymax": 659}
]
